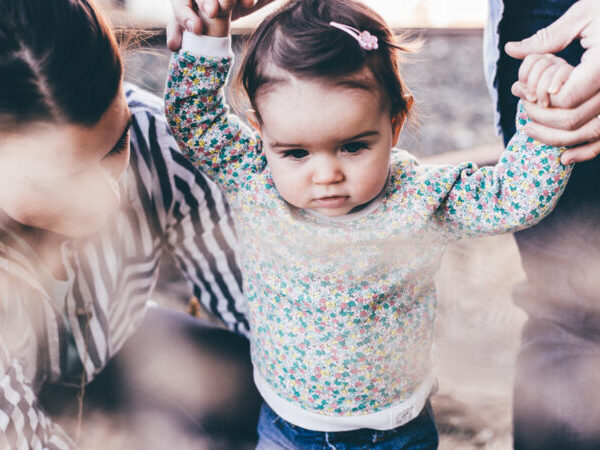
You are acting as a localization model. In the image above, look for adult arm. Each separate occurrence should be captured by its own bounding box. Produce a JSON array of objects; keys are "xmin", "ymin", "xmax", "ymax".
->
[{"xmin": 505, "ymin": 0, "xmax": 600, "ymax": 163}]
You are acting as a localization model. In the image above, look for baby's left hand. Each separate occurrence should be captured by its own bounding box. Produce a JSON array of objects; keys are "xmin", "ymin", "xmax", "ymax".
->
[{"xmin": 511, "ymin": 53, "xmax": 574, "ymax": 108}]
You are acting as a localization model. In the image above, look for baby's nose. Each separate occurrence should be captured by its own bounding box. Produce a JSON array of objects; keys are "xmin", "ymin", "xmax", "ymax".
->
[{"xmin": 312, "ymin": 157, "xmax": 344, "ymax": 184}]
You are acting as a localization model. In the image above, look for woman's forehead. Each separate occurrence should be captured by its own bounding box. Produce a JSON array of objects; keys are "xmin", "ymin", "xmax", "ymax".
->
[{"xmin": 0, "ymin": 89, "xmax": 129, "ymax": 179}]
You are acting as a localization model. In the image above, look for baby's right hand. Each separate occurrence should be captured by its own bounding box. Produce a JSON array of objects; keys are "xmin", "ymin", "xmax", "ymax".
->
[{"xmin": 511, "ymin": 53, "xmax": 574, "ymax": 108}]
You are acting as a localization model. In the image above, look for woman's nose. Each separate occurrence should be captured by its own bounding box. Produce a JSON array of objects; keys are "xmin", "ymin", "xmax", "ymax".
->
[{"xmin": 312, "ymin": 157, "xmax": 344, "ymax": 185}]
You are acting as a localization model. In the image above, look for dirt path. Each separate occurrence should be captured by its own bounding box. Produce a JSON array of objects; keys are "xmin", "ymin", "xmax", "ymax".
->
[{"xmin": 434, "ymin": 235, "xmax": 526, "ymax": 449}]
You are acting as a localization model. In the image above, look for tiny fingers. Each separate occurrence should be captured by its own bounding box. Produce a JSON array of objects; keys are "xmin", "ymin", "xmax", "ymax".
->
[
  {"xmin": 512, "ymin": 80, "xmax": 528, "ymax": 99},
  {"xmin": 535, "ymin": 64, "xmax": 559, "ymax": 107},
  {"xmin": 526, "ymin": 55, "xmax": 556, "ymax": 103},
  {"xmin": 518, "ymin": 54, "xmax": 573, "ymax": 108},
  {"xmin": 535, "ymin": 59, "xmax": 573, "ymax": 107},
  {"xmin": 518, "ymin": 54, "xmax": 544, "ymax": 101},
  {"xmin": 548, "ymin": 63, "xmax": 573, "ymax": 95}
]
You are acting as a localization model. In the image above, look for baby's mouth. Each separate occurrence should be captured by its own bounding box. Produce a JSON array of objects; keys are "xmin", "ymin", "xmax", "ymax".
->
[{"xmin": 314, "ymin": 195, "xmax": 350, "ymax": 208}]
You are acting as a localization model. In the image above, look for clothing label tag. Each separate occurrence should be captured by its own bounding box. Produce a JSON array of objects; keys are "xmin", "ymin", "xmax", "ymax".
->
[{"xmin": 394, "ymin": 407, "xmax": 414, "ymax": 427}]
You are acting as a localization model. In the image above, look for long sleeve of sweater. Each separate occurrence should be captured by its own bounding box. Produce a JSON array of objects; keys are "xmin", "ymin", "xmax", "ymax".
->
[
  {"xmin": 425, "ymin": 104, "xmax": 572, "ymax": 237},
  {"xmin": 165, "ymin": 35, "xmax": 263, "ymax": 194}
]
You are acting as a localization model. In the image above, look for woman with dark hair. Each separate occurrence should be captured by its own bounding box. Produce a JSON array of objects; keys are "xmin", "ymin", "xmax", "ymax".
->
[{"xmin": 0, "ymin": 0, "xmax": 261, "ymax": 448}]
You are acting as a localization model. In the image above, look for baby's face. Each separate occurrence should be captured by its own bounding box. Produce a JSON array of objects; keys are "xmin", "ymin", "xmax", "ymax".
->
[{"xmin": 252, "ymin": 72, "xmax": 404, "ymax": 217}]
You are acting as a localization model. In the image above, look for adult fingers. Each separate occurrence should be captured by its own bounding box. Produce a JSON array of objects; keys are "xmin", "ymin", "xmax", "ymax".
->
[
  {"xmin": 524, "ymin": 113, "xmax": 600, "ymax": 147},
  {"xmin": 535, "ymin": 64, "xmax": 559, "ymax": 108},
  {"xmin": 525, "ymin": 55, "xmax": 556, "ymax": 103},
  {"xmin": 232, "ymin": 0, "xmax": 273, "ymax": 20},
  {"xmin": 544, "ymin": 89, "xmax": 600, "ymax": 131},
  {"xmin": 513, "ymin": 91, "xmax": 600, "ymax": 132},
  {"xmin": 505, "ymin": 1, "xmax": 589, "ymax": 59},
  {"xmin": 172, "ymin": 0, "xmax": 202, "ymax": 33},
  {"xmin": 166, "ymin": 16, "xmax": 183, "ymax": 52},
  {"xmin": 549, "ymin": 47, "xmax": 600, "ymax": 108},
  {"xmin": 560, "ymin": 139, "xmax": 600, "ymax": 164}
]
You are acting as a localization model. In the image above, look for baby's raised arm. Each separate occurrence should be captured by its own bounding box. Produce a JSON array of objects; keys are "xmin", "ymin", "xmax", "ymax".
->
[
  {"xmin": 165, "ymin": 0, "xmax": 262, "ymax": 193},
  {"xmin": 429, "ymin": 101, "xmax": 573, "ymax": 238}
]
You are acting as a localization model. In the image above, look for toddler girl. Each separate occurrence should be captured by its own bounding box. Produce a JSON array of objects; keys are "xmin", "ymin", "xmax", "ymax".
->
[{"xmin": 165, "ymin": 0, "xmax": 573, "ymax": 447}]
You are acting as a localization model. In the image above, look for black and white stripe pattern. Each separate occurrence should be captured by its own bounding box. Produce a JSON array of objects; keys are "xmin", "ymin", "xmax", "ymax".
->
[{"xmin": 0, "ymin": 84, "xmax": 248, "ymax": 448}]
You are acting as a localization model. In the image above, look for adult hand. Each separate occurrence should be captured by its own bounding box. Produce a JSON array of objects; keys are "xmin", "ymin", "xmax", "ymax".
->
[
  {"xmin": 505, "ymin": 0, "xmax": 600, "ymax": 163},
  {"xmin": 167, "ymin": 0, "xmax": 275, "ymax": 51}
]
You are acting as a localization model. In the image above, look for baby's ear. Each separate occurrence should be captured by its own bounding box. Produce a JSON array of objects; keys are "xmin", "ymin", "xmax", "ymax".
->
[
  {"xmin": 391, "ymin": 94, "xmax": 413, "ymax": 146},
  {"xmin": 245, "ymin": 109, "xmax": 262, "ymax": 136}
]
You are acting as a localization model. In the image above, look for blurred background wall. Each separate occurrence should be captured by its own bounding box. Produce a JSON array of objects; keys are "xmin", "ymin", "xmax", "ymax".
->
[{"xmin": 100, "ymin": 0, "xmax": 502, "ymax": 160}]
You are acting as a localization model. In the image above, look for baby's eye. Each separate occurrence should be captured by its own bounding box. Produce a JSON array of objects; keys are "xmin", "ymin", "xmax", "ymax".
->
[
  {"xmin": 283, "ymin": 149, "xmax": 309, "ymax": 159},
  {"xmin": 341, "ymin": 142, "xmax": 369, "ymax": 154}
]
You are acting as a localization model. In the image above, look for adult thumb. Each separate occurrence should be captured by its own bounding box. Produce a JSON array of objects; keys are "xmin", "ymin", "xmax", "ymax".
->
[{"xmin": 505, "ymin": 1, "xmax": 587, "ymax": 59}]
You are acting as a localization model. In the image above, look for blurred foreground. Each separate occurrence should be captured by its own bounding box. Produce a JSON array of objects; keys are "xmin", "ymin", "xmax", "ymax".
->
[{"xmin": 47, "ymin": 234, "xmax": 524, "ymax": 449}]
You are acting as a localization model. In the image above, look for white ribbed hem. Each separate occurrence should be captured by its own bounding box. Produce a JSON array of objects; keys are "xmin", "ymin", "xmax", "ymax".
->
[
  {"xmin": 181, "ymin": 31, "xmax": 233, "ymax": 58},
  {"xmin": 254, "ymin": 370, "xmax": 435, "ymax": 432}
]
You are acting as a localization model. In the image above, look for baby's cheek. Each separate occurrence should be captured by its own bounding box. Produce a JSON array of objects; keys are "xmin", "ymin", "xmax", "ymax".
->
[
  {"xmin": 271, "ymin": 171, "xmax": 307, "ymax": 208},
  {"xmin": 275, "ymin": 178, "xmax": 301, "ymax": 205}
]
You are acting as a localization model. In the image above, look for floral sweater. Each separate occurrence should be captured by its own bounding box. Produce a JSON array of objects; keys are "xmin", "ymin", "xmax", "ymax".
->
[{"xmin": 165, "ymin": 42, "xmax": 571, "ymax": 427}]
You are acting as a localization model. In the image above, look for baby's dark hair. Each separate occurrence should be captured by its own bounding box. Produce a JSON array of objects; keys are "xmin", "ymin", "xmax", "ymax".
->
[
  {"xmin": 0, "ymin": 0, "xmax": 122, "ymax": 131},
  {"xmin": 235, "ymin": 0, "xmax": 412, "ymax": 122}
]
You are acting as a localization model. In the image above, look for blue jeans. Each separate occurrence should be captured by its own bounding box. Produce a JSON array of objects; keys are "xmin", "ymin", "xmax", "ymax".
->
[
  {"xmin": 497, "ymin": 1, "xmax": 600, "ymax": 448},
  {"xmin": 255, "ymin": 402, "xmax": 438, "ymax": 450}
]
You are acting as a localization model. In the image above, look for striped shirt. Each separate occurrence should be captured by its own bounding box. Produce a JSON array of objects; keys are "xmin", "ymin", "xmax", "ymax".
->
[{"xmin": 0, "ymin": 84, "xmax": 248, "ymax": 449}]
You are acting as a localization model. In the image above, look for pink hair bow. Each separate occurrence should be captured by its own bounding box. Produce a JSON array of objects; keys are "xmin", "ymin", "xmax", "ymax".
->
[{"xmin": 330, "ymin": 21, "xmax": 379, "ymax": 51}]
